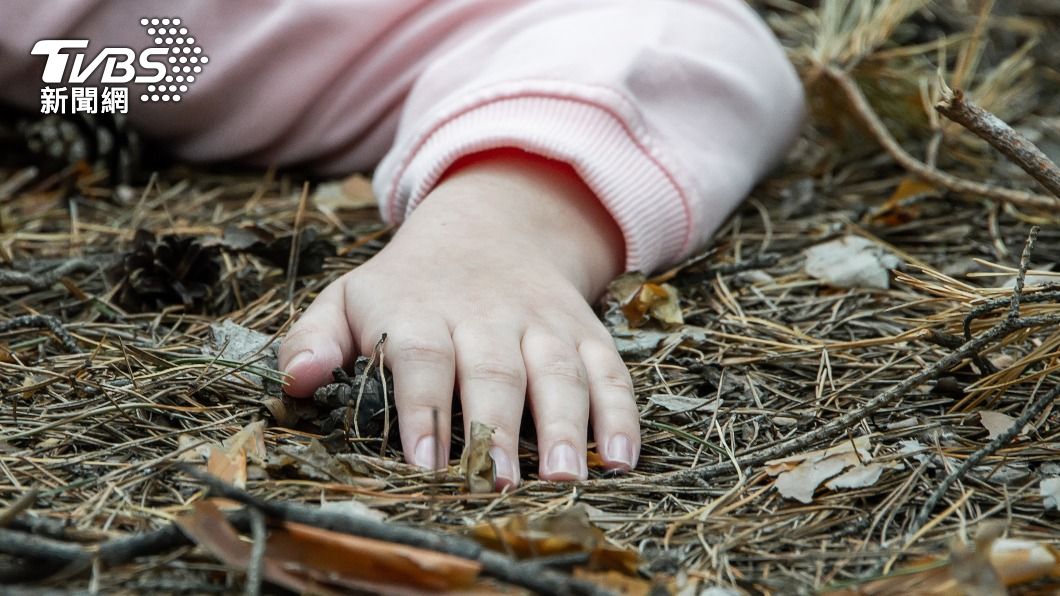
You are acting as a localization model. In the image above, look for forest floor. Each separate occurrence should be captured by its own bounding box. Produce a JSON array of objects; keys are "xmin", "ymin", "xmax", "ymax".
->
[{"xmin": 1, "ymin": 1, "xmax": 1059, "ymax": 594}]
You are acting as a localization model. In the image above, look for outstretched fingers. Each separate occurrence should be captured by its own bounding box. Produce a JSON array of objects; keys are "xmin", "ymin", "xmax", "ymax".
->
[
  {"xmin": 522, "ymin": 328, "xmax": 590, "ymax": 481},
  {"xmin": 278, "ymin": 280, "xmax": 357, "ymax": 397},
  {"xmin": 580, "ymin": 338, "xmax": 640, "ymax": 471},
  {"xmin": 453, "ymin": 323, "xmax": 527, "ymax": 489},
  {"xmin": 381, "ymin": 319, "xmax": 456, "ymax": 471}
]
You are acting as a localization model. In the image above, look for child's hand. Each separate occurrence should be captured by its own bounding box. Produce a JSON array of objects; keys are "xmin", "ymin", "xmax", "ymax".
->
[{"xmin": 277, "ymin": 149, "xmax": 640, "ymax": 487}]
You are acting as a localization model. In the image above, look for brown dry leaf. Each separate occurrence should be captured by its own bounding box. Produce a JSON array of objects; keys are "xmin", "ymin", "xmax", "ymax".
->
[
  {"xmin": 267, "ymin": 439, "xmax": 370, "ymax": 484},
  {"xmin": 224, "ymin": 420, "xmax": 267, "ymax": 463},
  {"xmin": 586, "ymin": 450, "xmax": 607, "ymax": 470},
  {"xmin": 176, "ymin": 434, "xmax": 216, "ymax": 463},
  {"xmin": 460, "ymin": 421, "xmax": 495, "ymax": 494},
  {"xmin": 206, "ymin": 420, "xmax": 267, "ymax": 488},
  {"xmin": 175, "ymin": 500, "xmax": 336, "ymax": 595},
  {"xmin": 608, "ymin": 273, "xmax": 683, "ymax": 328},
  {"xmin": 206, "ymin": 443, "xmax": 247, "ymax": 488},
  {"xmin": 864, "ymin": 176, "xmax": 936, "ymax": 227},
  {"xmin": 266, "ymin": 520, "xmax": 482, "ymax": 591},
  {"xmin": 471, "ymin": 506, "xmax": 639, "ymax": 574}
]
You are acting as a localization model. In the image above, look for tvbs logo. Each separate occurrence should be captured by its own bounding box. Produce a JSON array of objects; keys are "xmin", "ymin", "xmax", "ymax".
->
[
  {"xmin": 32, "ymin": 18, "xmax": 208, "ymax": 114},
  {"xmin": 32, "ymin": 40, "xmax": 168, "ymax": 85}
]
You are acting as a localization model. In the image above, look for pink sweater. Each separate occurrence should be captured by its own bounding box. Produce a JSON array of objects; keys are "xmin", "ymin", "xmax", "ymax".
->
[{"xmin": 0, "ymin": 0, "xmax": 804, "ymax": 273}]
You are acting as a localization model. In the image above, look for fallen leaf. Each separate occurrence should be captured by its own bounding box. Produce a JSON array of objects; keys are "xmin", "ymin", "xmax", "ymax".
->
[
  {"xmin": 774, "ymin": 452, "xmax": 859, "ymax": 503},
  {"xmin": 203, "ymin": 319, "xmax": 280, "ymax": 390},
  {"xmin": 176, "ymin": 433, "xmax": 216, "ymax": 463},
  {"xmin": 224, "ymin": 420, "xmax": 267, "ymax": 463},
  {"xmin": 767, "ymin": 437, "xmax": 879, "ymax": 503},
  {"xmin": 267, "ymin": 439, "xmax": 370, "ymax": 484},
  {"xmin": 864, "ymin": 177, "xmax": 936, "ymax": 227},
  {"xmin": 471, "ymin": 506, "xmax": 639, "ymax": 574},
  {"xmin": 207, "ymin": 444, "xmax": 247, "ymax": 489},
  {"xmin": 460, "ymin": 421, "xmax": 495, "ymax": 494},
  {"xmin": 176, "ymin": 500, "xmax": 335, "ymax": 595},
  {"xmin": 266, "ymin": 520, "xmax": 481, "ymax": 591},
  {"xmin": 825, "ymin": 463, "xmax": 890, "ymax": 490},
  {"xmin": 1041, "ymin": 477, "xmax": 1060, "ymax": 511},
  {"xmin": 586, "ymin": 450, "xmax": 607, "ymax": 470},
  {"xmin": 765, "ymin": 436, "xmax": 871, "ymax": 474},
  {"xmin": 978, "ymin": 410, "xmax": 1028, "ymax": 440},
  {"xmin": 608, "ymin": 273, "xmax": 683, "ymax": 328},
  {"xmin": 804, "ymin": 235, "xmax": 900, "ymax": 290},
  {"xmin": 311, "ymin": 175, "xmax": 376, "ymax": 212},
  {"xmin": 646, "ymin": 393, "xmax": 719, "ymax": 414}
]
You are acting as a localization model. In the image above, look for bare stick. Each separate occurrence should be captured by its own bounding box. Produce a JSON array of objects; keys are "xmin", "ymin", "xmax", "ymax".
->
[
  {"xmin": 1007, "ymin": 226, "xmax": 1039, "ymax": 321},
  {"xmin": 824, "ymin": 66, "xmax": 1058, "ymax": 211},
  {"xmin": 911, "ymin": 381, "xmax": 1060, "ymax": 530},
  {"xmin": 245, "ymin": 509, "xmax": 265, "ymax": 596},
  {"xmin": 936, "ymin": 89, "xmax": 1060, "ymax": 199},
  {"xmin": 0, "ymin": 258, "xmax": 111, "ymax": 292},
  {"xmin": 0, "ymin": 315, "xmax": 80, "ymax": 353}
]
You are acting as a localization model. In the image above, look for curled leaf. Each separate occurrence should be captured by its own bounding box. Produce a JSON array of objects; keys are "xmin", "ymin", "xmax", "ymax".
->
[{"xmin": 460, "ymin": 422, "xmax": 495, "ymax": 494}]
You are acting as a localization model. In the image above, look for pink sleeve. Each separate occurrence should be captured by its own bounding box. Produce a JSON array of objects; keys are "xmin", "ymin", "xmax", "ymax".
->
[
  {"xmin": 375, "ymin": 0, "xmax": 805, "ymax": 272},
  {"xmin": 0, "ymin": 0, "xmax": 803, "ymax": 273}
]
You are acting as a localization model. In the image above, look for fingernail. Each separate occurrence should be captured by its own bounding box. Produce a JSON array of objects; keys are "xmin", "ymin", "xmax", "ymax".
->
[
  {"xmin": 285, "ymin": 350, "xmax": 314, "ymax": 374},
  {"xmin": 489, "ymin": 446, "xmax": 516, "ymax": 487},
  {"xmin": 414, "ymin": 436, "xmax": 440, "ymax": 470},
  {"xmin": 546, "ymin": 442, "xmax": 583, "ymax": 480},
  {"xmin": 606, "ymin": 434, "xmax": 635, "ymax": 470}
]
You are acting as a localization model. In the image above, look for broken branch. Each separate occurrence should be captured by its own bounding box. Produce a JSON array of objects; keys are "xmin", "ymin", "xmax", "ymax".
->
[{"xmin": 936, "ymin": 88, "xmax": 1060, "ymax": 199}]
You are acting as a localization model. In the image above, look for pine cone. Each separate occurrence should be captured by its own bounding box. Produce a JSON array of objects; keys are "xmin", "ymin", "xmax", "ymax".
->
[{"xmin": 112, "ymin": 230, "xmax": 220, "ymax": 311}]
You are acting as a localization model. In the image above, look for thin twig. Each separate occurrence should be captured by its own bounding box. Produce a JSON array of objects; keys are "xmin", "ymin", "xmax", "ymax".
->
[
  {"xmin": 0, "ymin": 315, "xmax": 80, "ymax": 353},
  {"xmin": 936, "ymin": 88, "xmax": 1060, "ymax": 199},
  {"xmin": 1007, "ymin": 226, "xmax": 1039, "ymax": 321},
  {"xmin": 0, "ymin": 258, "xmax": 113, "ymax": 292},
  {"xmin": 824, "ymin": 66, "xmax": 1058, "ymax": 211},
  {"xmin": 285, "ymin": 182, "xmax": 310, "ymax": 305},
  {"xmin": 245, "ymin": 509, "xmax": 265, "ymax": 596}
]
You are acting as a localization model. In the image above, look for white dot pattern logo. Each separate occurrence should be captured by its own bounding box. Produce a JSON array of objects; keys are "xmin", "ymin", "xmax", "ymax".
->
[{"xmin": 139, "ymin": 17, "xmax": 206, "ymax": 102}]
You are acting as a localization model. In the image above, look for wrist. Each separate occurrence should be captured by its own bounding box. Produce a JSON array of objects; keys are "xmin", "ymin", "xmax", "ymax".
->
[{"xmin": 400, "ymin": 149, "xmax": 625, "ymax": 298}]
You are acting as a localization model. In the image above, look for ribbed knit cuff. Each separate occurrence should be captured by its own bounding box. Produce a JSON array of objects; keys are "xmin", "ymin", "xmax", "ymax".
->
[{"xmin": 374, "ymin": 82, "xmax": 695, "ymax": 273}]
